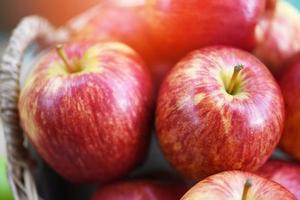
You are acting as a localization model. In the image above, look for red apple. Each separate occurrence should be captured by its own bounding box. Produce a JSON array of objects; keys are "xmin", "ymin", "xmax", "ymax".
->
[
  {"xmin": 181, "ymin": 171, "xmax": 296, "ymax": 200},
  {"xmin": 256, "ymin": 160, "xmax": 300, "ymax": 199},
  {"xmin": 266, "ymin": 0, "xmax": 277, "ymax": 10},
  {"xmin": 279, "ymin": 54, "xmax": 300, "ymax": 160},
  {"xmin": 253, "ymin": 0, "xmax": 300, "ymax": 78},
  {"xmin": 92, "ymin": 179, "xmax": 188, "ymax": 200},
  {"xmin": 70, "ymin": 3, "xmax": 153, "ymax": 65},
  {"xmin": 146, "ymin": 0, "xmax": 266, "ymax": 60},
  {"xmin": 18, "ymin": 42, "xmax": 153, "ymax": 183},
  {"xmin": 156, "ymin": 46, "xmax": 285, "ymax": 180},
  {"xmin": 71, "ymin": 0, "xmax": 268, "ymax": 85}
]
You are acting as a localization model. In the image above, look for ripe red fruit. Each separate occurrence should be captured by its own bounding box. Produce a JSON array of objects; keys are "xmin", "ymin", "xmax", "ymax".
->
[
  {"xmin": 279, "ymin": 54, "xmax": 300, "ymax": 160},
  {"xmin": 71, "ymin": 3, "xmax": 152, "ymax": 64},
  {"xmin": 254, "ymin": 0, "xmax": 300, "ymax": 77},
  {"xmin": 71, "ymin": 0, "xmax": 268, "ymax": 85},
  {"xmin": 146, "ymin": 0, "xmax": 266, "ymax": 60},
  {"xmin": 257, "ymin": 160, "xmax": 300, "ymax": 199},
  {"xmin": 18, "ymin": 42, "xmax": 153, "ymax": 183},
  {"xmin": 181, "ymin": 171, "xmax": 296, "ymax": 200},
  {"xmin": 156, "ymin": 46, "xmax": 284, "ymax": 180},
  {"xmin": 92, "ymin": 179, "xmax": 188, "ymax": 200},
  {"xmin": 266, "ymin": 0, "xmax": 277, "ymax": 10}
]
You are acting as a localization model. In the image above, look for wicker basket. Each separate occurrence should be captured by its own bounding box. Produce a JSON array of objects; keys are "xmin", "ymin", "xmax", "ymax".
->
[{"xmin": 0, "ymin": 5, "xmax": 103, "ymax": 200}]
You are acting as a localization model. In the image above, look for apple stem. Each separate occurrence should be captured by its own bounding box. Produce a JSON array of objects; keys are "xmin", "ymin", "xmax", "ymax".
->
[
  {"xmin": 242, "ymin": 179, "xmax": 252, "ymax": 200},
  {"xmin": 227, "ymin": 64, "xmax": 244, "ymax": 94},
  {"xmin": 56, "ymin": 45, "xmax": 77, "ymax": 73}
]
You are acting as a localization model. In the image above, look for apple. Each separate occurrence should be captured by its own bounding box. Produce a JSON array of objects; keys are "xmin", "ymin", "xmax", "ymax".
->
[
  {"xmin": 145, "ymin": 0, "xmax": 266, "ymax": 60},
  {"xmin": 70, "ymin": 3, "xmax": 153, "ymax": 64},
  {"xmin": 18, "ymin": 41, "xmax": 153, "ymax": 183},
  {"xmin": 0, "ymin": 157, "xmax": 13, "ymax": 200},
  {"xmin": 181, "ymin": 170, "xmax": 296, "ymax": 200},
  {"xmin": 71, "ymin": 0, "xmax": 268, "ymax": 85},
  {"xmin": 279, "ymin": 54, "xmax": 300, "ymax": 160},
  {"xmin": 256, "ymin": 160, "xmax": 300, "ymax": 199},
  {"xmin": 156, "ymin": 46, "xmax": 285, "ymax": 180},
  {"xmin": 92, "ymin": 179, "xmax": 188, "ymax": 200},
  {"xmin": 266, "ymin": 0, "xmax": 277, "ymax": 10},
  {"xmin": 253, "ymin": 0, "xmax": 300, "ymax": 78}
]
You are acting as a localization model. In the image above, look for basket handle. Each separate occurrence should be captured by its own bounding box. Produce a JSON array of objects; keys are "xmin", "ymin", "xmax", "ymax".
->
[{"xmin": 0, "ymin": 16, "xmax": 67, "ymax": 200}]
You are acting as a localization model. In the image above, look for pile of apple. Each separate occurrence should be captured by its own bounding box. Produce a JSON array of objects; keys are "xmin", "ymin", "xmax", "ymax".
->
[{"xmin": 17, "ymin": 0, "xmax": 300, "ymax": 199}]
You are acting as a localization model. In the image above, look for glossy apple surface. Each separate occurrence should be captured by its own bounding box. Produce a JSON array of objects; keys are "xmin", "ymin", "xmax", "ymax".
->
[
  {"xmin": 254, "ymin": 0, "xmax": 300, "ymax": 77},
  {"xmin": 18, "ymin": 42, "xmax": 153, "ymax": 183},
  {"xmin": 92, "ymin": 179, "xmax": 187, "ymax": 200},
  {"xmin": 257, "ymin": 160, "xmax": 300, "ymax": 199},
  {"xmin": 156, "ymin": 46, "xmax": 284, "ymax": 180},
  {"xmin": 147, "ymin": 0, "xmax": 266, "ymax": 60},
  {"xmin": 266, "ymin": 0, "xmax": 277, "ymax": 10},
  {"xmin": 279, "ymin": 54, "xmax": 300, "ymax": 160},
  {"xmin": 181, "ymin": 171, "xmax": 296, "ymax": 200},
  {"xmin": 71, "ymin": 0, "xmax": 267, "ymax": 85},
  {"xmin": 71, "ymin": 3, "xmax": 153, "ymax": 64}
]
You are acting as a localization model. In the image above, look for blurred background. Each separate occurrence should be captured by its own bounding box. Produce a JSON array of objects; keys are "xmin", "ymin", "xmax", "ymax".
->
[
  {"xmin": 0, "ymin": 0, "xmax": 103, "ymax": 56},
  {"xmin": 0, "ymin": 0, "xmax": 101, "ymax": 30}
]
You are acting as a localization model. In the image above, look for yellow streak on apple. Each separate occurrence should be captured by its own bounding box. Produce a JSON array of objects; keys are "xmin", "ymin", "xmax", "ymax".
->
[
  {"xmin": 96, "ymin": 42, "xmax": 137, "ymax": 57},
  {"xmin": 193, "ymin": 93, "xmax": 206, "ymax": 105}
]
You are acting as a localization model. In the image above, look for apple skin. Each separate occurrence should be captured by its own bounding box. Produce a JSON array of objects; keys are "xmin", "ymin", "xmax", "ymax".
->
[
  {"xmin": 70, "ymin": 4, "xmax": 154, "ymax": 66},
  {"xmin": 92, "ymin": 179, "xmax": 188, "ymax": 200},
  {"xmin": 256, "ymin": 160, "xmax": 300, "ymax": 199},
  {"xmin": 279, "ymin": 54, "xmax": 300, "ymax": 161},
  {"xmin": 253, "ymin": 0, "xmax": 300, "ymax": 78},
  {"xmin": 156, "ymin": 46, "xmax": 285, "ymax": 180},
  {"xmin": 18, "ymin": 42, "xmax": 153, "ymax": 183},
  {"xmin": 181, "ymin": 170, "xmax": 296, "ymax": 200},
  {"xmin": 71, "ymin": 0, "xmax": 267, "ymax": 85},
  {"xmin": 146, "ymin": 0, "xmax": 266, "ymax": 60},
  {"xmin": 266, "ymin": 0, "xmax": 277, "ymax": 10}
]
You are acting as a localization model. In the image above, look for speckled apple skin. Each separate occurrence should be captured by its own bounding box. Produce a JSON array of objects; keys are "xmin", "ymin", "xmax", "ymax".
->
[
  {"xmin": 280, "ymin": 55, "xmax": 300, "ymax": 161},
  {"xmin": 71, "ymin": 0, "xmax": 267, "ymax": 85},
  {"xmin": 254, "ymin": 0, "xmax": 300, "ymax": 78},
  {"xmin": 181, "ymin": 171, "xmax": 296, "ymax": 200},
  {"xmin": 92, "ymin": 179, "xmax": 187, "ymax": 200},
  {"xmin": 18, "ymin": 42, "xmax": 153, "ymax": 183},
  {"xmin": 156, "ymin": 46, "xmax": 285, "ymax": 180},
  {"xmin": 257, "ymin": 160, "xmax": 300, "ymax": 199}
]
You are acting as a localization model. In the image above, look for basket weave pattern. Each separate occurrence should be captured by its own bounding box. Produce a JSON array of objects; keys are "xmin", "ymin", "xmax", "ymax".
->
[{"xmin": 1, "ymin": 16, "xmax": 57, "ymax": 200}]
